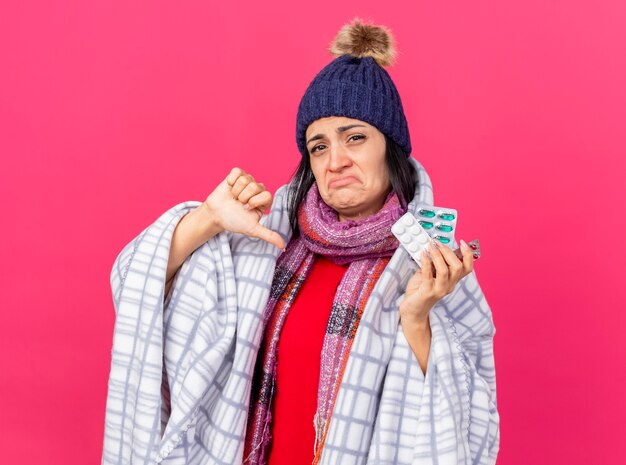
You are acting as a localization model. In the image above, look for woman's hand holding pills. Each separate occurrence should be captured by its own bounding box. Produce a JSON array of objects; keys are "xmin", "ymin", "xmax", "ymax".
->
[
  {"xmin": 200, "ymin": 167, "xmax": 286, "ymax": 251},
  {"xmin": 399, "ymin": 239, "xmax": 475, "ymax": 325}
]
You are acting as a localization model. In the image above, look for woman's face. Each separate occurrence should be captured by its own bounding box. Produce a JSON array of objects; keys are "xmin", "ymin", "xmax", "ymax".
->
[{"xmin": 306, "ymin": 116, "xmax": 391, "ymax": 222}]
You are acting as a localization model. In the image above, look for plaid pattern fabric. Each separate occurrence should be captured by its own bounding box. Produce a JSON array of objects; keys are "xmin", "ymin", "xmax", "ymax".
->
[{"xmin": 102, "ymin": 156, "xmax": 500, "ymax": 465}]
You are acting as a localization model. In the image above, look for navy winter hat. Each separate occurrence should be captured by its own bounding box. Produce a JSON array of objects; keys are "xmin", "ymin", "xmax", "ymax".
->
[{"xmin": 295, "ymin": 18, "xmax": 412, "ymax": 157}]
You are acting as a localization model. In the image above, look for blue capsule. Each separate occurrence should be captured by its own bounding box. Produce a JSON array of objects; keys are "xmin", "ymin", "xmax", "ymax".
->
[{"xmin": 438, "ymin": 212, "xmax": 455, "ymax": 221}]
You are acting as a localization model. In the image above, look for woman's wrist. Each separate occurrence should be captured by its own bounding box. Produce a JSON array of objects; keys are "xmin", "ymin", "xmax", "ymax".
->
[
  {"xmin": 400, "ymin": 314, "xmax": 430, "ymax": 330},
  {"xmin": 194, "ymin": 203, "xmax": 224, "ymax": 242},
  {"xmin": 165, "ymin": 203, "xmax": 224, "ymax": 286},
  {"xmin": 399, "ymin": 301, "xmax": 432, "ymax": 328},
  {"xmin": 399, "ymin": 310, "xmax": 432, "ymax": 376}
]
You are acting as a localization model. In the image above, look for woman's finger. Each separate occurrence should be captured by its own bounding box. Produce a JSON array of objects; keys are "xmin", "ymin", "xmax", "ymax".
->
[
  {"xmin": 420, "ymin": 249, "xmax": 434, "ymax": 283},
  {"xmin": 226, "ymin": 167, "xmax": 245, "ymax": 187},
  {"xmin": 238, "ymin": 181, "xmax": 265, "ymax": 204},
  {"xmin": 250, "ymin": 223, "xmax": 286, "ymax": 251},
  {"xmin": 429, "ymin": 242, "xmax": 450, "ymax": 296},
  {"xmin": 458, "ymin": 240, "xmax": 475, "ymax": 276},
  {"xmin": 437, "ymin": 241, "xmax": 464, "ymax": 285},
  {"xmin": 247, "ymin": 190, "xmax": 272, "ymax": 211},
  {"xmin": 231, "ymin": 173, "xmax": 254, "ymax": 198}
]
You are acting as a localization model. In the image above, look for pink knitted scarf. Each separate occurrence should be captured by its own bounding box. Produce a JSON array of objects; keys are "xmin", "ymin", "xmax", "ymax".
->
[{"xmin": 243, "ymin": 181, "xmax": 406, "ymax": 464}]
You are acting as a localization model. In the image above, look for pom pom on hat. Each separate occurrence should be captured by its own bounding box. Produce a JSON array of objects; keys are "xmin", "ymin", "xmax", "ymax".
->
[{"xmin": 328, "ymin": 17, "xmax": 397, "ymax": 67}]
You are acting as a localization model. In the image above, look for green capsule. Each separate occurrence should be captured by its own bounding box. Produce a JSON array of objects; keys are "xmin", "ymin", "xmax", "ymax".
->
[
  {"xmin": 418, "ymin": 221, "xmax": 434, "ymax": 229},
  {"xmin": 435, "ymin": 236, "xmax": 451, "ymax": 244},
  {"xmin": 438, "ymin": 212, "xmax": 456, "ymax": 221},
  {"xmin": 436, "ymin": 224, "xmax": 453, "ymax": 232},
  {"xmin": 418, "ymin": 208, "xmax": 436, "ymax": 218}
]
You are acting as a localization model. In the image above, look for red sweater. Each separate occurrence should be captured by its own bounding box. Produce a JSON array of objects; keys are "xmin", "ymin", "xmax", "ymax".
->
[{"xmin": 267, "ymin": 254, "xmax": 349, "ymax": 465}]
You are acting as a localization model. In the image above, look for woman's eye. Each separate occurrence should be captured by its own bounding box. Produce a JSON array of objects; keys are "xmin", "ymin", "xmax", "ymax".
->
[
  {"xmin": 311, "ymin": 144, "xmax": 326, "ymax": 154},
  {"xmin": 310, "ymin": 136, "xmax": 364, "ymax": 154}
]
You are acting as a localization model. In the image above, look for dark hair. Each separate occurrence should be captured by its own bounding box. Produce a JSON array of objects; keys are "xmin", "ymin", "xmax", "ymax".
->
[{"xmin": 285, "ymin": 134, "xmax": 418, "ymax": 238}]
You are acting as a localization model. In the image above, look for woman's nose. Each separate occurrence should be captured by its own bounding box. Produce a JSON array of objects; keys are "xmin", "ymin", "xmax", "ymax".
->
[{"xmin": 328, "ymin": 143, "xmax": 352, "ymax": 171}]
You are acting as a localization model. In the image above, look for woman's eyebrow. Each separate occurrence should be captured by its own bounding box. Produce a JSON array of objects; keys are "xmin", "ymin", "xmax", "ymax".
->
[{"xmin": 306, "ymin": 124, "xmax": 367, "ymax": 145}]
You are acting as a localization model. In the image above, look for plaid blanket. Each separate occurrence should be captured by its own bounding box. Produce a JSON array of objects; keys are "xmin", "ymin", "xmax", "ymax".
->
[{"xmin": 101, "ymin": 156, "xmax": 500, "ymax": 465}]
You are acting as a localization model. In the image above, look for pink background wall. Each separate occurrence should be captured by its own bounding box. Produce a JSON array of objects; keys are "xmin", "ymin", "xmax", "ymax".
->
[{"xmin": 1, "ymin": 1, "xmax": 624, "ymax": 464}]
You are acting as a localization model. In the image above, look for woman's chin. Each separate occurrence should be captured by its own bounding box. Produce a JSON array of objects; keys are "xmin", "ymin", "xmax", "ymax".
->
[{"xmin": 327, "ymin": 197, "xmax": 361, "ymax": 212}]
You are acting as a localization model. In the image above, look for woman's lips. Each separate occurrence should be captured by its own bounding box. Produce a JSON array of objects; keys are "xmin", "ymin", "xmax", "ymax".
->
[{"xmin": 328, "ymin": 176, "xmax": 359, "ymax": 188}]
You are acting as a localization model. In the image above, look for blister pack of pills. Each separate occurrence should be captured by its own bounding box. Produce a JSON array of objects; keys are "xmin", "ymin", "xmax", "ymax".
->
[
  {"xmin": 413, "ymin": 206, "xmax": 459, "ymax": 245},
  {"xmin": 391, "ymin": 208, "xmax": 481, "ymax": 269}
]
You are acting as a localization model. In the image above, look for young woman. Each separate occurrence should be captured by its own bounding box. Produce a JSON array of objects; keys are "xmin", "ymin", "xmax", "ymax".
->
[{"xmin": 102, "ymin": 17, "xmax": 500, "ymax": 465}]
